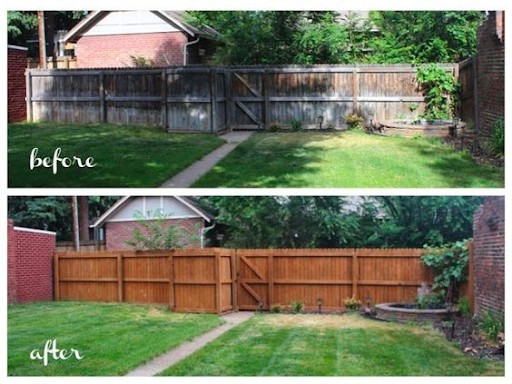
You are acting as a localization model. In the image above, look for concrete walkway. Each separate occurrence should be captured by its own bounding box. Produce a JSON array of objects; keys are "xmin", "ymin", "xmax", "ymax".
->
[
  {"xmin": 160, "ymin": 131, "xmax": 252, "ymax": 188},
  {"xmin": 125, "ymin": 311, "xmax": 254, "ymax": 376}
]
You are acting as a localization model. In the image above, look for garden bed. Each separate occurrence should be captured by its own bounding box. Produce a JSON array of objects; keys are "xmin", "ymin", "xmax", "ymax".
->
[{"xmin": 375, "ymin": 302, "xmax": 458, "ymax": 324}]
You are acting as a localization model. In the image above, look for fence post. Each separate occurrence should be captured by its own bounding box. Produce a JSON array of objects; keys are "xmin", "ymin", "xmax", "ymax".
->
[
  {"xmin": 25, "ymin": 70, "xmax": 33, "ymax": 122},
  {"xmin": 210, "ymin": 68, "xmax": 218, "ymax": 134},
  {"xmin": 117, "ymin": 253, "xmax": 123, "ymax": 302},
  {"xmin": 99, "ymin": 72, "xmax": 107, "ymax": 123},
  {"xmin": 214, "ymin": 249, "xmax": 221, "ymax": 313},
  {"xmin": 161, "ymin": 69, "xmax": 168, "ymax": 130},
  {"xmin": 231, "ymin": 249, "xmax": 238, "ymax": 311},
  {"xmin": 352, "ymin": 68, "xmax": 359, "ymax": 115},
  {"xmin": 54, "ymin": 253, "xmax": 60, "ymax": 301},
  {"xmin": 262, "ymin": 69, "xmax": 271, "ymax": 129},
  {"xmin": 268, "ymin": 252, "xmax": 274, "ymax": 310},
  {"xmin": 352, "ymin": 249, "xmax": 359, "ymax": 299},
  {"xmin": 169, "ymin": 250, "xmax": 175, "ymax": 311}
]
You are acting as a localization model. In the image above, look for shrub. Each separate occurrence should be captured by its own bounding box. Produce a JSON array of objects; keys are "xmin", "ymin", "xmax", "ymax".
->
[
  {"xmin": 343, "ymin": 295, "xmax": 362, "ymax": 311},
  {"xmin": 457, "ymin": 296, "xmax": 471, "ymax": 316},
  {"xmin": 130, "ymin": 55, "xmax": 155, "ymax": 68},
  {"xmin": 491, "ymin": 118, "xmax": 504, "ymax": 157},
  {"xmin": 417, "ymin": 292, "xmax": 444, "ymax": 309},
  {"xmin": 290, "ymin": 301, "xmax": 304, "ymax": 314},
  {"xmin": 290, "ymin": 119, "xmax": 303, "ymax": 132},
  {"xmin": 345, "ymin": 114, "xmax": 364, "ymax": 130},
  {"xmin": 422, "ymin": 239, "xmax": 470, "ymax": 304},
  {"xmin": 479, "ymin": 310, "xmax": 504, "ymax": 342},
  {"xmin": 416, "ymin": 64, "xmax": 459, "ymax": 120},
  {"xmin": 270, "ymin": 304, "xmax": 282, "ymax": 313},
  {"xmin": 267, "ymin": 122, "xmax": 282, "ymax": 132}
]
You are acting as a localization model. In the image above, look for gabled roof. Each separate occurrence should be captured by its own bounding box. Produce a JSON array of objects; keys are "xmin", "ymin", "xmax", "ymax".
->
[
  {"xmin": 62, "ymin": 11, "xmax": 219, "ymax": 43},
  {"xmin": 91, "ymin": 196, "xmax": 213, "ymax": 228}
]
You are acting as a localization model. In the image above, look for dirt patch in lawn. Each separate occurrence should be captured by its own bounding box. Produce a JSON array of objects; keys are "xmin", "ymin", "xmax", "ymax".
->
[{"xmin": 258, "ymin": 313, "xmax": 400, "ymax": 331}]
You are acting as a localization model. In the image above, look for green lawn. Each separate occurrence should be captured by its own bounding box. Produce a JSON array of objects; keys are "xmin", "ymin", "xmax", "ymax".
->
[
  {"xmin": 8, "ymin": 302, "xmax": 223, "ymax": 376},
  {"xmin": 8, "ymin": 122, "xmax": 225, "ymax": 187},
  {"xmin": 161, "ymin": 314, "xmax": 504, "ymax": 376},
  {"xmin": 193, "ymin": 131, "xmax": 504, "ymax": 188}
]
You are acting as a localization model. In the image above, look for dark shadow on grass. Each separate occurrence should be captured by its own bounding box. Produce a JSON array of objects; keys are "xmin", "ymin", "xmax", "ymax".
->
[
  {"xmin": 403, "ymin": 137, "xmax": 504, "ymax": 188},
  {"xmin": 193, "ymin": 131, "xmax": 342, "ymax": 188}
]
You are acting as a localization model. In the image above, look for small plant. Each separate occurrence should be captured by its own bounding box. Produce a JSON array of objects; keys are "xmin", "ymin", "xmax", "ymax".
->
[
  {"xmin": 490, "ymin": 118, "xmax": 504, "ymax": 157},
  {"xmin": 457, "ymin": 296, "xmax": 471, "ymax": 316},
  {"xmin": 345, "ymin": 114, "xmax": 364, "ymax": 130},
  {"xmin": 290, "ymin": 119, "xmax": 303, "ymax": 132},
  {"xmin": 130, "ymin": 55, "xmax": 155, "ymax": 68},
  {"xmin": 416, "ymin": 292, "xmax": 444, "ymax": 310},
  {"xmin": 267, "ymin": 122, "xmax": 281, "ymax": 132},
  {"xmin": 343, "ymin": 295, "xmax": 362, "ymax": 311},
  {"xmin": 478, "ymin": 310, "xmax": 504, "ymax": 342},
  {"xmin": 290, "ymin": 301, "xmax": 304, "ymax": 314},
  {"xmin": 270, "ymin": 304, "xmax": 282, "ymax": 313}
]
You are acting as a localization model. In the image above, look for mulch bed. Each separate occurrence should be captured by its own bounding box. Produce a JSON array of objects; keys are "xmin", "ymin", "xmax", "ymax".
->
[
  {"xmin": 434, "ymin": 315, "xmax": 504, "ymax": 361},
  {"xmin": 444, "ymin": 132, "xmax": 504, "ymax": 167}
]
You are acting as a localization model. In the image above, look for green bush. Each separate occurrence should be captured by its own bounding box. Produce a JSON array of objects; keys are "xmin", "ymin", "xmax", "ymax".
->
[
  {"xmin": 416, "ymin": 64, "xmax": 459, "ymax": 120},
  {"xmin": 343, "ymin": 295, "xmax": 362, "ymax": 311},
  {"xmin": 417, "ymin": 292, "xmax": 444, "ymax": 309},
  {"xmin": 457, "ymin": 296, "xmax": 471, "ymax": 316},
  {"xmin": 345, "ymin": 114, "xmax": 364, "ymax": 129},
  {"xmin": 270, "ymin": 304, "xmax": 282, "ymax": 313},
  {"xmin": 290, "ymin": 301, "xmax": 304, "ymax": 314},
  {"xmin": 290, "ymin": 119, "xmax": 303, "ymax": 132},
  {"xmin": 267, "ymin": 122, "xmax": 282, "ymax": 132},
  {"xmin": 479, "ymin": 310, "xmax": 504, "ymax": 342},
  {"xmin": 491, "ymin": 118, "xmax": 504, "ymax": 156}
]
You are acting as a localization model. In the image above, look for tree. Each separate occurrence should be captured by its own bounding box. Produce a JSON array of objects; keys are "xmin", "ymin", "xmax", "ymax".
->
[
  {"xmin": 369, "ymin": 11, "xmax": 484, "ymax": 63},
  {"xmin": 8, "ymin": 196, "xmax": 120, "ymax": 241}
]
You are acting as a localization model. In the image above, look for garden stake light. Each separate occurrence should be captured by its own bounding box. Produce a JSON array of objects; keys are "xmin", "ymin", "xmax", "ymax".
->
[{"xmin": 317, "ymin": 298, "xmax": 323, "ymax": 313}]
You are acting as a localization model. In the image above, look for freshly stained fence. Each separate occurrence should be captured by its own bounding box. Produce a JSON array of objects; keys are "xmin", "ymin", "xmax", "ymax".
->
[
  {"xmin": 55, "ymin": 249, "xmax": 235, "ymax": 313},
  {"xmin": 54, "ymin": 247, "xmax": 446, "ymax": 313},
  {"xmin": 26, "ymin": 64, "xmax": 458, "ymax": 132}
]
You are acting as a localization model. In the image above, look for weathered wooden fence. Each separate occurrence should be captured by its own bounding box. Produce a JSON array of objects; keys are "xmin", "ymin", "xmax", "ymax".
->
[
  {"xmin": 458, "ymin": 57, "xmax": 477, "ymax": 131},
  {"xmin": 53, "ymin": 247, "xmax": 447, "ymax": 313},
  {"xmin": 26, "ymin": 64, "xmax": 458, "ymax": 132}
]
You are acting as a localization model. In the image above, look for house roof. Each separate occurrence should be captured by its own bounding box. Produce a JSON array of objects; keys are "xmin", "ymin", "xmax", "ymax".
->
[
  {"xmin": 91, "ymin": 196, "xmax": 213, "ymax": 228},
  {"xmin": 62, "ymin": 11, "xmax": 219, "ymax": 43}
]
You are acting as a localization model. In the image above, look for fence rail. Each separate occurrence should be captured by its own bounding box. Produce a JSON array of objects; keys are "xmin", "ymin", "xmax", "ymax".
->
[
  {"xmin": 27, "ymin": 64, "xmax": 458, "ymax": 133},
  {"xmin": 51, "ymin": 247, "xmax": 470, "ymax": 313}
]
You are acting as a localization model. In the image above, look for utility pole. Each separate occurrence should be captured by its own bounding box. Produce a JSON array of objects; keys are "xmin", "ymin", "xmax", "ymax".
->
[
  {"xmin": 71, "ymin": 196, "xmax": 80, "ymax": 251},
  {"xmin": 37, "ymin": 11, "xmax": 47, "ymax": 68}
]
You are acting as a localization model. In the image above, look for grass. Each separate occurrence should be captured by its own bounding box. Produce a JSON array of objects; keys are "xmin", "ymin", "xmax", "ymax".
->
[
  {"xmin": 8, "ymin": 122, "xmax": 225, "ymax": 187},
  {"xmin": 7, "ymin": 301, "xmax": 223, "ymax": 376},
  {"xmin": 161, "ymin": 314, "xmax": 504, "ymax": 376},
  {"xmin": 193, "ymin": 130, "xmax": 504, "ymax": 188}
]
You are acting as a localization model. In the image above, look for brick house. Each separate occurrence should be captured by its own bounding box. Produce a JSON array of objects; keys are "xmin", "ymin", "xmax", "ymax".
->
[
  {"xmin": 62, "ymin": 11, "xmax": 219, "ymax": 68},
  {"xmin": 8, "ymin": 219, "xmax": 56, "ymax": 303},
  {"xmin": 472, "ymin": 196, "xmax": 504, "ymax": 318},
  {"xmin": 475, "ymin": 11, "xmax": 504, "ymax": 136},
  {"xmin": 91, "ymin": 196, "xmax": 214, "ymax": 250},
  {"xmin": 8, "ymin": 45, "xmax": 28, "ymax": 122}
]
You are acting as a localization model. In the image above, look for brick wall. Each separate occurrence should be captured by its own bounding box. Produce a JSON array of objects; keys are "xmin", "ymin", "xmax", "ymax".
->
[
  {"xmin": 76, "ymin": 32, "xmax": 188, "ymax": 67},
  {"xmin": 8, "ymin": 219, "xmax": 56, "ymax": 303},
  {"xmin": 476, "ymin": 11, "xmax": 505, "ymax": 136},
  {"xmin": 105, "ymin": 218, "xmax": 205, "ymax": 250},
  {"xmin": 8, "ymin": 45, "xmax": 27, "ymax": 122},
  {"xmin": 472, "ymin": 196, "xmax": 504, "ymax": 318}
]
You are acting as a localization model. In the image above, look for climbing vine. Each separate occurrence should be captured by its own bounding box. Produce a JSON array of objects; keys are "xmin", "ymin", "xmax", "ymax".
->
[{"xmin": 416, "ymin": 64, "xmax": 459, "ymax": 120}]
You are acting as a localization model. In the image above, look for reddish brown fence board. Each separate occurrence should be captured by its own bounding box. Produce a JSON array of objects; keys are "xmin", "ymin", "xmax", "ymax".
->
[{"xmin": 55, "ymin": 248, "xmax": 436, "ymax": 313}]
